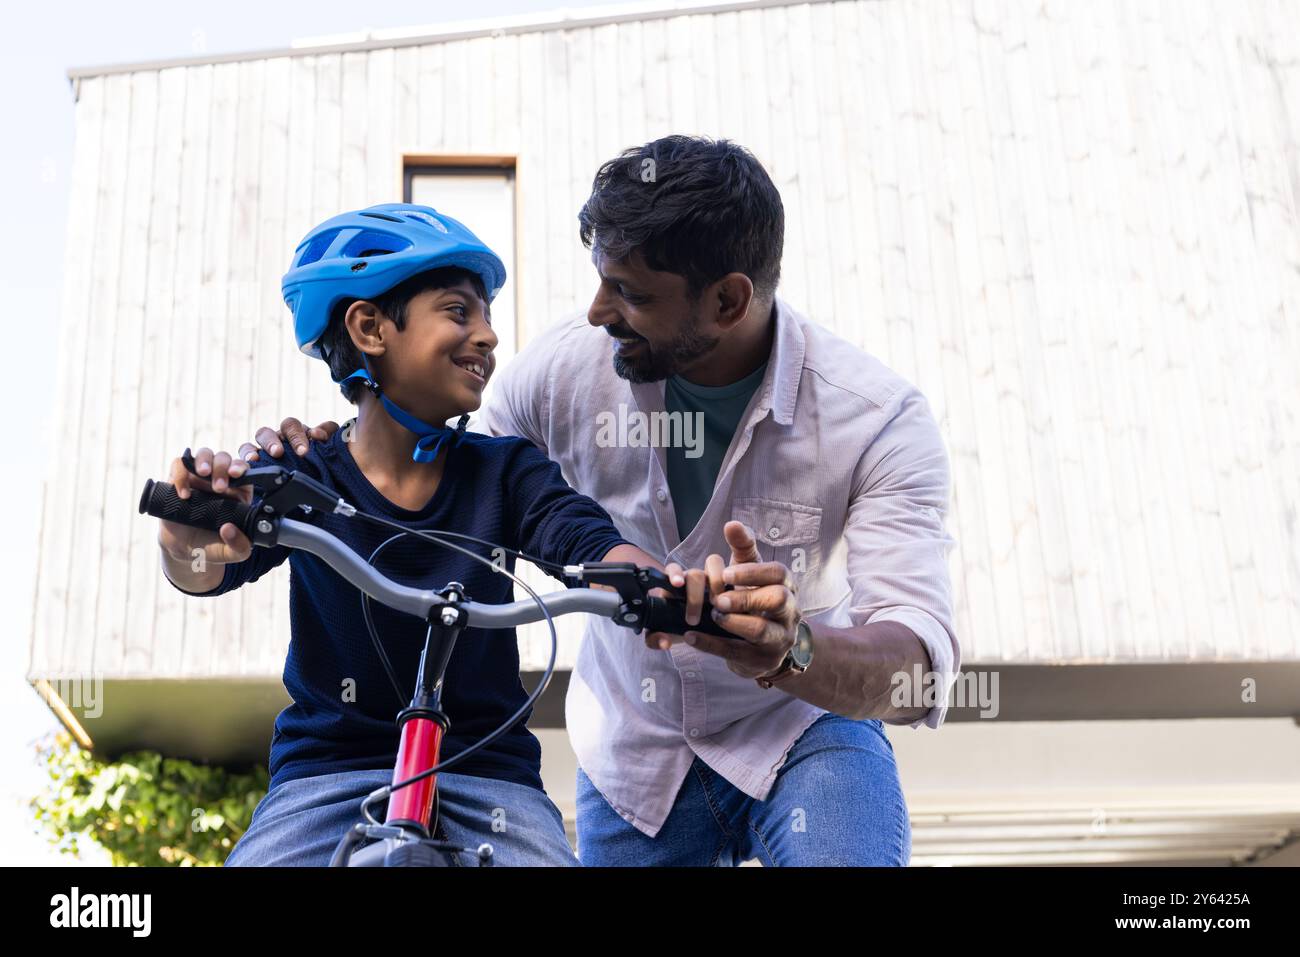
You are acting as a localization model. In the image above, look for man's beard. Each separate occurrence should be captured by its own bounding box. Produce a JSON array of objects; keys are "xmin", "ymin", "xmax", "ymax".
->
[{"xmin": 610, "ymin": 310, "xmax": 721, "ymax": 383}]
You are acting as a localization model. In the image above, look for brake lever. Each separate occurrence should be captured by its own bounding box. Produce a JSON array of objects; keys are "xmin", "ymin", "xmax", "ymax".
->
[{"xmin": 179, "ymin": 447, "xmax": 356, "ymax": 529}]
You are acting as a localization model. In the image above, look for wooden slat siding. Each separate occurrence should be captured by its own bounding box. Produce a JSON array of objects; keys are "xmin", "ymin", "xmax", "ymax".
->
[
  {"xmin": 1071, "ymin": 1, "xmax": 1158, "ymax": 660},
  {"xmin": 218, "ymin": 59, "xmax": 266, "ymax": 676},
  {"xmin": 442, "ymin": 40, "xmax": 471, "ymax": 152},
  {"xmin": 1178, "ymin": 0, "xmax": 1256, "ymax": 659},
  {"xmin": 31, "ymin": 76, "xmax": 105, "ymax": 677},
  {"xmin": 932, "ymin": 2, "xmax": 1017, "ymax": 663},
  {"xmin": 64, "ymin": 73, "xmax": 133, "ymax": 677},
  {"xmin": 792, "ymin": 3, "xmax": 834, "ymax": 328},
  {"xmin": 305, "ymin": 55, "xmax": 344, "ymax": 427},
  {"xmin": 975, "ymin": 2, "xmax": 1073, "ymax": 660},
  {"xmin": 1227, "ymin": 1, "xmax": 1300, "ymax": 657},
  {"xmin": 340, "ymin": 52, "xmax": 369, "ymax": 210},
  {"xmin": 736, "ymin": 9, "xmax": 770, "ymax": 164},
  {"xmin": 128, "ymin": 67, "xmax": 186, "ymax": 674},
  {"xmin": 888, "ymin": 2, "xmax": 986, "ymax": 652},
  {"xmin": 1044, "ymin": 3, "xmax": 1125, "ymax": 658},
  {"xmin": 955, "ymin": 0, "xmax": 1045, "ymax": 661},
  {"xmin": 1075, "ymin": 0, "xmax": 1148, "ymax": 657},
  {"xmin": 836, "ymin": 2, "xmax": 886, "ymax": 385},
  {"xmin": 1001, "ymin": 5, "xmax": 1087, "ymax": 659},
  {"xmin": 1140, "ymin": 3, "xmax": 1229, "ymax": 659},
  {"xmin": 363, "ymin": 47, "xmax": 395, "ymax": 203},
  {"xmin": 812, "ymin": 3, "xmax": 852, "ymax": 338},
  {"xmin": 417, "ymin": 43, "xmax": 444, "ymax": 155},
  {"xmin": 267, "ymin": 54, "xmax": 323, "ymax": 674},
  {"xmin": 1194, "ymin": 2, "xmax": 1268, "ymax": 660},
  {"xmin": 491, "ymin": 34, "xmax": 521, "ymax": 156},
  {"xmin": 244, "ymin": 57, "xmax": 292, "ymax": 676},
  {"xmin": 612, "ymin": 20, "xmax": 645, "ymax": 161},
  {"xmin": 1093, "ymin": 1, "xmax": 1173, "ymax": 660},
  {"xmin": 1264, "ymin": 0, "xmax": 1300, "ymax": 644},
  {"xmin": 394, "ymin": 46, "xmax": 419, "ymax": 178},
  {"xmin": 917, "ymin": 0, "xmax": 1008, "ymax": 657},
  {"xmin": 665, "ymin": 16, "xmax": 695, "ymax": 137},
  {"xmin": 181, "ymin": 62, "xmax": 238, "ymax": 675},
  {"xmin": 1120, "ymin": 0, "xmax": 1196, "ymax": 659},
  {"xmin": 820, "ymin": 3, "xmax": 851, "ymax": 342},
  {"xmin": 940, "ymin": 1, "xmax": 1007, "ymax": 658},
  {"xmin": 642, "ymin": 18, "xmax": 671, "ymax": 140},
  {"xmin": 1145, "ymin": 0, "xmax": 1233, "ymax": 657},
  {"xmin": 542, "ymin": 29, "xmax": 573, "ymax": 328},
  {"xmin": 1022, "ymin": 6, "xmax": 1105, "ymax": 662},
  {"xmin": 1203, "ymin": 1, "xmax": 1266, "ymax": 656},
  {"xmin": 515, "ymin": 32, "xmax": 545, "ymax": 341},
  {"xmin": 690, "ymin": 15, "xmax": 720, "ymax": 139},
  {"xmin": 710, "ymin": 12, "xmax": 740, "ymax": 143},
  {"xmin": 472, "ymin": 37, "xmax": 502, "ymax": 155},
  {"xmin": 1237, "ymin": 2, "xmax": 1300, "ymax": 658},
  {"xmin": 764, "ymin": 5, "xmax": 802, "ymax": 312},
  {"xmin": 567, "ymin": 26, "xmax": 595, "ymax": 305},
  {"xmin": 102, "ymin": 70, "xmax": 158, "ymax": 676},
  {"xmin": 1147, "ymin": 7, "xmax": 1240, "ymax": 658},
  {"xmin": 155, "ymin": 64, "xmax": 212, "ymax": 676}
]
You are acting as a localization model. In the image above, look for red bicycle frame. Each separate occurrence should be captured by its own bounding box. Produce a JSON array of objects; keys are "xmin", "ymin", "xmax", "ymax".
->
[{"xmin": 382, "ymin": 585, "xmax": 466, "ymax": 836}]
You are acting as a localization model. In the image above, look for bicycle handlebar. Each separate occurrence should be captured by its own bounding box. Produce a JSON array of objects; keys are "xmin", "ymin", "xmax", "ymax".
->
[{"xmin": 140, "ymin": 475, "xmax": 736, "ymax": 639}]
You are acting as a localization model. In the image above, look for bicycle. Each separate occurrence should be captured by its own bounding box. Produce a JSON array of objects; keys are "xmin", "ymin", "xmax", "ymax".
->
[{"xmin": 139, "ymin": 449, "xmax": 734, "ymax": 866}]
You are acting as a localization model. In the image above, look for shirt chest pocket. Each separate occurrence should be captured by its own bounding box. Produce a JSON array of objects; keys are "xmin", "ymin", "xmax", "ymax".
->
[{"xmin": 730, "ymin": 497, "xmax": 823, "ymax": 580}]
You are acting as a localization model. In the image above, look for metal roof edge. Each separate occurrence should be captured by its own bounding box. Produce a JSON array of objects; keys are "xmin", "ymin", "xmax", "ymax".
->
[{"xmin": 67, "ymin": 0, "xmax": 836, "ymax": 81}]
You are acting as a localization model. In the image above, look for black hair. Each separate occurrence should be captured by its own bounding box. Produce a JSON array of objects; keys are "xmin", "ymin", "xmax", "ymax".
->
[
  {"xmin": 577, "ymin": 135, "xmax": 784, "ymax": 301},
  {"xmin": 320, "ymin": 265, "xmax": 489, "ymax": 404}
]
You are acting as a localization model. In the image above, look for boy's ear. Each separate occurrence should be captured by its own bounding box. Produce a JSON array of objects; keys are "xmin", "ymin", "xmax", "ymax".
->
[{"xmin": 344, "ymin": 300, "xmax": 387, "ymax": 357}]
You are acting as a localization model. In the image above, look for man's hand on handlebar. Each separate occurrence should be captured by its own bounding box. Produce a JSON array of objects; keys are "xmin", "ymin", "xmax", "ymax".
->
[
  {"xmin": 649, "ymin": 521, "xmax": 800, "ymax": 680},
  {"xmin": 239, "ymin": 416, "xmax": 340, "ymax": 462}
]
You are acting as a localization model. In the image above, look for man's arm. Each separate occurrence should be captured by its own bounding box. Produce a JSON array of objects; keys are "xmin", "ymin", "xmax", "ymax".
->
[
  {"xmin": 820, "ymin": 388, "xmax": 959, "ymax": 727},
  {"xmin": 677, "ymin": 389, "xmax": 959, "ymax": 727}
]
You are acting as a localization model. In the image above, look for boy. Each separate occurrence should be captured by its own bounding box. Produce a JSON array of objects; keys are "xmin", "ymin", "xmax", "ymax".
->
[{"xmin": 158, "ymin": 204, "xmax": 663, "ymax": 866}]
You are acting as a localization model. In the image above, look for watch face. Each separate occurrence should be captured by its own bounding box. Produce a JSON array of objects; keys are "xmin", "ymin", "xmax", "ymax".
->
[{"xmin": 791, "ymin": 620, "xmax": 814, "ymax": 668}]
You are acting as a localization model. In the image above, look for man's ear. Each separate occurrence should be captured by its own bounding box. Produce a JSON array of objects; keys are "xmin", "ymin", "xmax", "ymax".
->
[
  {"xmin": 710, "ymin": 273, "xmax": 755, "ymax": 332},
  {"xmin": 345, "ymin": 300, "xmax": 386, "ymax": 358}
]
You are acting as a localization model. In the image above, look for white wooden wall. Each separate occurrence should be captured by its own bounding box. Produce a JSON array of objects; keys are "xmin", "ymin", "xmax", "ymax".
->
[{"xmin": 30, "ymin": 0, "xmax": 1300, "ymax": 682}]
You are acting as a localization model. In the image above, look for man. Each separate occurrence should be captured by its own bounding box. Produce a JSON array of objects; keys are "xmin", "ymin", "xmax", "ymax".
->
[{"xmin": 248, "ymin": 135, "xmax": 959, "ymax": 865}]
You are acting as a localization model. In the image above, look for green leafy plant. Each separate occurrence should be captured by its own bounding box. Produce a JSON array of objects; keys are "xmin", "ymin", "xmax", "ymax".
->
[{"xmin": 29, "ymin": 731, "xmax": 268, "ymax": 867}]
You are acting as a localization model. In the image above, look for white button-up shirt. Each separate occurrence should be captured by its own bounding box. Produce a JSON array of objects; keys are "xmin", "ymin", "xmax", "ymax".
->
[{"xmin": 480, "ymin": 299, "xmax": 959, "ymax": 837}]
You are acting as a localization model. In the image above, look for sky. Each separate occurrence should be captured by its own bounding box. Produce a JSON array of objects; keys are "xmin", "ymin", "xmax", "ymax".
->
[{"xmin": 0, "ymin": 0, "xmax": 616, "ymax": 866}]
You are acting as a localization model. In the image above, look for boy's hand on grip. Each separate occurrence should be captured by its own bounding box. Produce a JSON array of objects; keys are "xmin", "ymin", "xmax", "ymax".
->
[{"xmin": 157, "ymin": 450, "xmax": 254, "ymax": 566}]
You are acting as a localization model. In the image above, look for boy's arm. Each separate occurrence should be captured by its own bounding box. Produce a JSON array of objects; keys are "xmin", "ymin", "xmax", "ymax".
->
[{"xmin": 505, "ymin": 441, "xmax": 641, "ymax": 574}]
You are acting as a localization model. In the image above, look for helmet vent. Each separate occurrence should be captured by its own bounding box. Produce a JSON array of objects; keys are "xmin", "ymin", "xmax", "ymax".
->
[{"xmin": 359, "ymin": 211, "xmax": 404, "ymax": 223}]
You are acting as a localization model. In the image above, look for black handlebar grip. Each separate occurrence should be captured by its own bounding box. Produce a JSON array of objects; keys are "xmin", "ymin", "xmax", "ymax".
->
[
  {"xmin": 139, "ymin": 479, "xmax": 256, "ymax": 537},
  {"xmin": 643, "ymin": 596, "xmax": 741, "ymax": 640}
]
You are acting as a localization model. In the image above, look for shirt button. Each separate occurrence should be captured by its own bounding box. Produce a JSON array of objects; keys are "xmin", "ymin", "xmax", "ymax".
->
[
  {"xmin": 768, "ymin": 525, "xmax": 781, "ymax": 538},
  {"xmin": 656, "ymin": 488, "xmax": 668, "ymax": 502},
  {"xmin": 684, "ymin": 671, "xmax": 697, "ymax": 678},
  {"xmin": 689, "ymin": 728, "xmax": 701, "ymax": 738}
]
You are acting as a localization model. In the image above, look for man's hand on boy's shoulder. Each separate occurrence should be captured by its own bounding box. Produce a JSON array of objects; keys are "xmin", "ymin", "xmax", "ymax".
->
[{"xmin": 239, "ymin": 417, "xmax": 340, "ymax": 462}]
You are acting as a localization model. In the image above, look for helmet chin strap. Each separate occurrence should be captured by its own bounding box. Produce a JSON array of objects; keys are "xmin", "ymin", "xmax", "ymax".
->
[{"xmin": 340, "ymin": 365, "xmax": 469, "ymax": 464}]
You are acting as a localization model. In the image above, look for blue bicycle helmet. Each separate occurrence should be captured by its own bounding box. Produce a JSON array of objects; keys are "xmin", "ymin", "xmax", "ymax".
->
[{"xmin": 282, "ymin": 203, "xmax": 507, "ymax": 359}]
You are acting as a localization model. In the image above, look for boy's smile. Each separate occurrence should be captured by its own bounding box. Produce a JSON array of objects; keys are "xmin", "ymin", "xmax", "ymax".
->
[{"xmin": 451, "ymin": 353, "xmax": 489, "ymax": 387}]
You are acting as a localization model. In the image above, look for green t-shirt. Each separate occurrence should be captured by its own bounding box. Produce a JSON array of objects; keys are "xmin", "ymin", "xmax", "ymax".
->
[{"xmin": 663, "ymin": 361, "xmax": 768, "ymax": 541}]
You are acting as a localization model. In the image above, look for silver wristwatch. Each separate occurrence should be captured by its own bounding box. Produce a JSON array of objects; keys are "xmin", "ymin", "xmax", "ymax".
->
[{"xmin": 756, "ymin": 618, "xmax": 815, "ymax": 689}]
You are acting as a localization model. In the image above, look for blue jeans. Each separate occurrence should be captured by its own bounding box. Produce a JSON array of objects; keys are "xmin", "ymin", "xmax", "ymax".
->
[
  {"xmin": 225, "ymin": 768, "xmax": 577, "ymax": 866},
  {"xmin": 576, "ymin": 713, "xmax": 911, "ymax": 866}
]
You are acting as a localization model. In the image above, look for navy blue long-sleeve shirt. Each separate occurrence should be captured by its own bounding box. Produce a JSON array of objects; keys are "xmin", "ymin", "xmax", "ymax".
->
[{"xmin": 173, "ymin": 427, "xmax": 632, "ymax": 793}]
